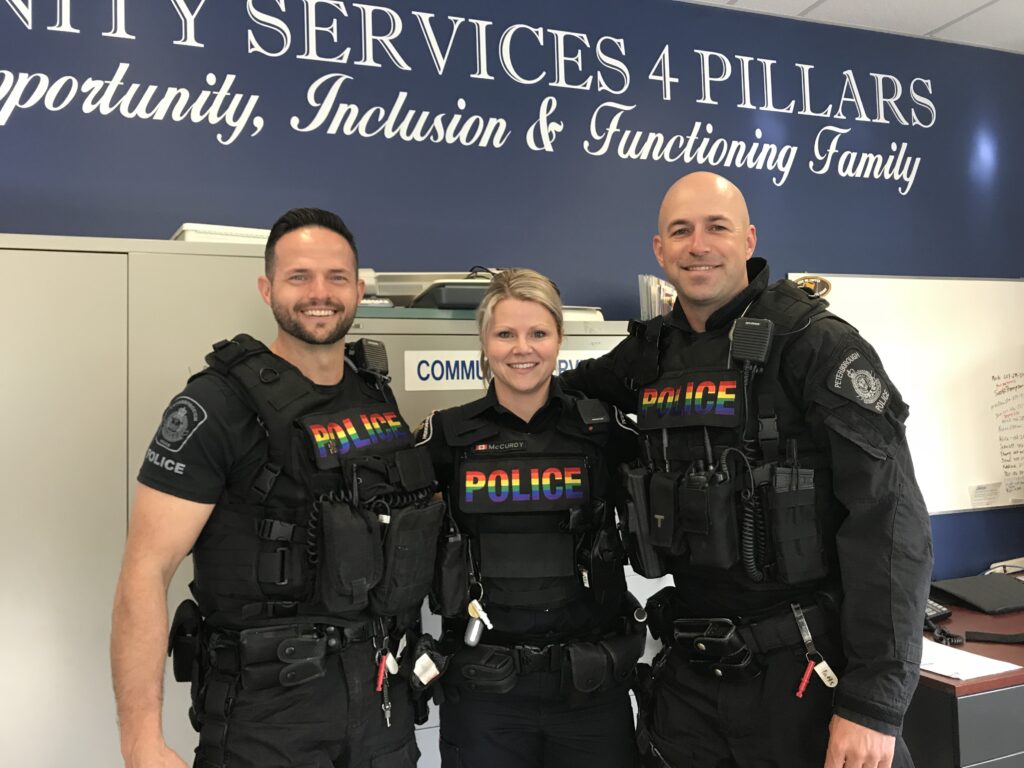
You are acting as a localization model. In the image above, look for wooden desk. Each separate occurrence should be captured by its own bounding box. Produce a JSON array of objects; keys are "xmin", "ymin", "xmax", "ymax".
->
[{"xmin": 903, "ymin": 605, "xmax": 1024, "ymax": 768}]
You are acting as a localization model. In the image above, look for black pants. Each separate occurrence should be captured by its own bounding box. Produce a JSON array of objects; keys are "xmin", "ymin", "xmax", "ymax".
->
[
  {"xmin": 439, "ymin": 670, "xmax": 637, "ymax": 768},
  {"xmin": 643, "ymin": 644, "xmax": 913, "ymax": 768},
  {"xmin": 194, "ymin": 639, "xmax": 418, "ymax": 768}
]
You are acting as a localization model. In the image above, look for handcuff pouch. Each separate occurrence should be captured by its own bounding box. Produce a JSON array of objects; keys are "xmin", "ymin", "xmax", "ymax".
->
[{"xmin": 453, "ymin": 644, "xmax": 517, "ymax": 695}]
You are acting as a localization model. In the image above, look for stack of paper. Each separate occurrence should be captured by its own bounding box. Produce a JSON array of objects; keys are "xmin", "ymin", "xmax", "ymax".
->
[{"xmin": 920, "ymin": 637, "xmax": 1022, "ymax": 680}]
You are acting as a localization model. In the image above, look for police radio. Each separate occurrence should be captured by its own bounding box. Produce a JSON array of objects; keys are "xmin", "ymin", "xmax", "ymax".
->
[
  {"xmin": 347, "ymin": 338, "xmax": 389, "ymax": 377},
  {"xmin": 728, "ymin": 317, "xmax": 775, "ymax": 584},
  {"xmin": 729, "ymin": 317, "xmax": 774, "ymax": 365}
]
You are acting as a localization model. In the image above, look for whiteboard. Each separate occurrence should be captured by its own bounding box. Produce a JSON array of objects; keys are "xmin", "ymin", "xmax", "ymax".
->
[{"xmin": 787, "ymin": 273, "xmax": 1024, "ymax": 515}]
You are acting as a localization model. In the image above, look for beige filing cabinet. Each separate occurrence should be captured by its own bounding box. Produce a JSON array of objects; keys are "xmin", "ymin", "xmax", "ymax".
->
[{"xmin": 0, "ymin": 233, "xmax": 635, "ymax": 767}]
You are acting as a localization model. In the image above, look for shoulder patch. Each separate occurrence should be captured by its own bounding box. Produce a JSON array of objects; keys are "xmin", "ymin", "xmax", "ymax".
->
[
  {"xmin": 414, "ymin": 411, "xmax": 435, "ymax": 446},
  {"xmin": 155, "ymin": 396, "xmax": 208, "ymax": 453},
  {"xmin": 828, "ymin": 349, "xmax": 891, "ymax": 414}
]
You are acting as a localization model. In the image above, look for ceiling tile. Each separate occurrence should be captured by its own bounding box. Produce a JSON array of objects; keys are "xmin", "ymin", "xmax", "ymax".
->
[
  {"xmin": 673, "ymin": 0, "xmax": 733, "ymax": 7},
  {"xmin": 671, "ymin": 0, "xmax": 1024, "ymax": 56},
  {"xmin": 733, "ymin": 1, "xmax": 822, "ymax": 14},
  {"xmin": 802, "ymin": 0, "xmax": 993, "ymax": 36},
  {"xmin": 932, "ymin": 1, "xmax": 1024, "ymax": 54}
]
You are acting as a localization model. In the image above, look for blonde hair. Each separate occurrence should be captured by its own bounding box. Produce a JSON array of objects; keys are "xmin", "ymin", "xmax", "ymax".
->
[{"xmin": 476, "ymin": 269, "xmax": 563, "ymax": 383}]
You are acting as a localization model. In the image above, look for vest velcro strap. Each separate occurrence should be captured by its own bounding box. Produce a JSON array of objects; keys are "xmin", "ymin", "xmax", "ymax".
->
[
  {"xmin": 257, "ymin": 548, "xmax": 291, "ymax": 586},
  {"xmin": 257, "ymin": 518, "xmax": 296, "ymax": 542},
  {"xmin": 758, "ymin": 416, "xmax": 780, "ymax": 462},
  {"xmin": 756, "ymin": 389, "xmax": 780, "ymax": 462}
]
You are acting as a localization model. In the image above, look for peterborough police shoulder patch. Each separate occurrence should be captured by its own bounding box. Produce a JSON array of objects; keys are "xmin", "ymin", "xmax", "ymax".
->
[
  {"xmin": 155, "ymin": 396, "xmax": 208, "ymax": 453},
  {"xmin": 828, "ymin": 349, "xmax": 891, "ymax": 414}
]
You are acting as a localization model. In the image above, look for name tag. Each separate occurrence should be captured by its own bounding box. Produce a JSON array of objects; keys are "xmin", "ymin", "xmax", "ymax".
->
[
  {"xmin": 301, "ymin": 407, "xmax": 412, "ymax": 469},
  {"xmin": 459, "ymin": 456, "xmax": 590, "ymax": 513},
  {"xmin": 636, "ymin": 369, "xmax": 744, "ymax": 429}
]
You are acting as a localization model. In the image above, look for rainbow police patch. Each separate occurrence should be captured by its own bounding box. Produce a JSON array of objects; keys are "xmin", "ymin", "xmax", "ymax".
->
[
  {"xmin": 636, "ymin": 369, "xmax": 744, "ymax": 429},
  {"xmin": 459, "ymin": 456, "xmax": 590, "ymax": 513},
  {"xmin": 301, "ymin": 407, "xmax": 412, "ymax": 469}
]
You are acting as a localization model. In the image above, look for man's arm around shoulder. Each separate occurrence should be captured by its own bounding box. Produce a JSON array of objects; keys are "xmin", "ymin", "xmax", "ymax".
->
[
  {"xmin": 560, "ymin": 337, "xmax": 639, "ymax": 413},
  {"xmin": 111, "ymin": 484, "xmax": 214, "ymax": 768}
]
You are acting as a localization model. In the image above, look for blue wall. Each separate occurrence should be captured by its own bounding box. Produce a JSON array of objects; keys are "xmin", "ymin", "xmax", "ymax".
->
[
  {"xmin": 932, "ymin": 508, "xmax": 1024, "ymax": 580},
  {"xmin": 3, "ymin": 0, "xmax": 1023, "ymax": 315},
  {"xmin": 2, "ymin": 0, "xmax": 1021, "ymax": 575}
]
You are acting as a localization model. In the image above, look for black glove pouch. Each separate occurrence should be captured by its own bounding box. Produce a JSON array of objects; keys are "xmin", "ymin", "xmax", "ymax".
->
[
  {"xmin": 371, "ymin": 499, "xmax": 445, "ymax": 617},
  {"xmin": 168, "ymin": 598, "xmax": 202, "ymax": 683},
  {"xmin": 318, "ymin": 499, "xmax": 382, "ymax": 613}
]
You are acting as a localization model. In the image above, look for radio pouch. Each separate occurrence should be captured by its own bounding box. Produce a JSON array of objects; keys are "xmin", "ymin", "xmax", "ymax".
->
[{"xmin": 679, "ymin": 476, "xmax": 739, "ymax": 569}]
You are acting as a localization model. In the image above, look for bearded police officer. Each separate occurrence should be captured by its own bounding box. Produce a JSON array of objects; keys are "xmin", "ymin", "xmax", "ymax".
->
[
  {"xmin": 561, "ymin": 172, "xmax": 932, "ymax": 768},
  {"xmin": 112, "ymin": 209, "xmax": 439, "ymax": 768}
]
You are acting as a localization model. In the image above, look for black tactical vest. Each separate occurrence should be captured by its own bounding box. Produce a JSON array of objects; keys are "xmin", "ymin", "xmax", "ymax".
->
[
  {"xmin": 438, "ymin": 394, "xmax": 626, "ymax": 610},
  {"xmin": 629, "ymin": 282, "xmax": 844, "ymax": 591},
  {"xmin": 190, "ymin": 335, "xmax": 442, "ymax": 629}
]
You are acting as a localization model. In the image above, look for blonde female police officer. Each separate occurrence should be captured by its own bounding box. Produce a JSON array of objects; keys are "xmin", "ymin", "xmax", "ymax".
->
[{"xmin": 415, "ymin": 269, "xmax": 645, "ymax": 768}]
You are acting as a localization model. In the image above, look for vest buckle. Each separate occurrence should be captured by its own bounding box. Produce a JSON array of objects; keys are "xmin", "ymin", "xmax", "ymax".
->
[{"xmin": 257, "ymin": 518, "xmax": 295, "ymax": 542}]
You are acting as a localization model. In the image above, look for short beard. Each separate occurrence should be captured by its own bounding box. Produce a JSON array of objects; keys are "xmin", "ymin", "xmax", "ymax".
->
[{"xmin": 272, "ymin": 301, "xmax": 354, "ymax": 346}]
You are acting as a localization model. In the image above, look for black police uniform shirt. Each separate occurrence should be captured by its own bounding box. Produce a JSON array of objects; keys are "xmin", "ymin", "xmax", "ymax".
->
[
  {"xmin": 561, "ymin": 258, "xmax": 932, "ymax": 736},
  {"xmin": 416, "ymin": 378, "xmax": 639, "ymax": 643},
  {"xmin": 139, "ymin": 367, "xmax": 361, "ymax": 504}
]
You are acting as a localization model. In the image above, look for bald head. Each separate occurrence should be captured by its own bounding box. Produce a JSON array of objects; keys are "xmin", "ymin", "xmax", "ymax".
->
[
  {"xmin": 653, "ymin": 171, "xmax": 757, "ymax": 331},
  {"xmin": 658, "ymin": 171, "xmax": 752, "ymax": 233}
]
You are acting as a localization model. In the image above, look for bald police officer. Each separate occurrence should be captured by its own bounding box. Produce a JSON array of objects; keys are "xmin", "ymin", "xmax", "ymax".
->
[{"xmin": 562, "ymin": 172, "xmax": 932, "ymax": 768}]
